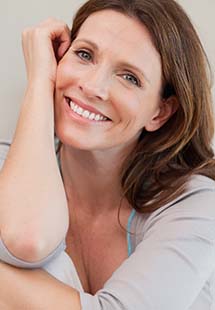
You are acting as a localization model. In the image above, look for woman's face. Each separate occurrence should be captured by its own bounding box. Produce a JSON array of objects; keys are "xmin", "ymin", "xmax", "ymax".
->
[{"xmin": 54, "ymin": 9, "xmax": 163, "ymax": 151}]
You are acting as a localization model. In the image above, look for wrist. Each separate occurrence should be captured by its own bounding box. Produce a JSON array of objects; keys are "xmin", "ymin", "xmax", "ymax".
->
[
  {"xmin": 20, "ymin": 81, "xmax": 56, "ymax": 140},
  {"xmin": 26, "ymin": 78, "xmax": 55, "ymax": 95}
]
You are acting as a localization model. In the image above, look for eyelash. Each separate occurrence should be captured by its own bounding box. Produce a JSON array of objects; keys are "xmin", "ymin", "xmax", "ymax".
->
[
  {"xmin": 75, "ymin": 49, "xmax": 92, "ymax": 61},
  {"xmin": 73, "ymin": 49, "xmax": 142, "ymax": 88},
  {"xmin": 122, "ymin": 74, "xmax": 141, "ymax": 87}
]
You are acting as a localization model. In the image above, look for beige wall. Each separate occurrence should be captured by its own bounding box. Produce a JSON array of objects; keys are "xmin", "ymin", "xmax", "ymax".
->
[{"xmin": 0, "ymin": 0, "xmax": 214, "ymax": 142}]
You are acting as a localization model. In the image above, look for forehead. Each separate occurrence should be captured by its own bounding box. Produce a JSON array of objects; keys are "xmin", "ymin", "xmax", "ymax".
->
[
  {"xmin": 79, "ymin": 10, "xmax": 151, "ymax": 44},
  {"xmin": 76, "ymin": 10, "xmax": 162, "ymax": 82}
]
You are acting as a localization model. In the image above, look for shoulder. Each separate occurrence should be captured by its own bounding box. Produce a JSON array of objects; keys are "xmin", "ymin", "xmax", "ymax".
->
[
  {"xmin": 141, "ymin": 174, "xmax": 215, "ymax": 234},
  {"xmin": 155, "ymin": 174, "xmax": 215, "ymax": 215},
  {"xmin": 130, "ymin": 174, "xmax": 215, "ymax": 251},
  {"xmin": 133, "ymin": 174, "xmax": 215, "ymax": 234},
  {"xmin": 185, "ymin": 174, "xmax": 215, "ymax": 192}
]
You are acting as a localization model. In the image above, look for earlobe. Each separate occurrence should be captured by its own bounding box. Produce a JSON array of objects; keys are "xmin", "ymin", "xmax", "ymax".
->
[{"xmin": 145, "ymin": 96, "xmax": 179, "ymax": 132}]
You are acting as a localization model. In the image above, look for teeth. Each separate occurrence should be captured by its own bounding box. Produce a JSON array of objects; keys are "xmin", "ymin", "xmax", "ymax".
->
[
  {"xmin": 89, "ymin": 113, "xmax": 95, "ymax": 120},
  {"xmin": 82, "ymin": 110, "xmax": 90, "ymax": 118},
  {"xmin": 95, "ymin": 114, "xmax": 100, "ymax": 121},
  {"xmin": 77, "ymin": 107, "xmax": 83, "ymax": 115},
  {"xmin": 68, "ymin": 99, "xmax": 108, "ymax": 121}
]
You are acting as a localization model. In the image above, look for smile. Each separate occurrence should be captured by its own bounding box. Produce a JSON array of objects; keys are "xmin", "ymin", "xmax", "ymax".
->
[{"xmin": 65, "ymin": 97, "xmax": 109, "ymax": 122}]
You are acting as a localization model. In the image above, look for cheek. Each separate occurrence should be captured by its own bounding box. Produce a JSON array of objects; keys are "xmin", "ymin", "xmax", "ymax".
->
[
  {"xmin": 124, "ymin": 97, "xmax": 159, "ymax": 129},
  {"xmin": 56, "ymin": 56, "xmax": 87, "ymax": 89},
  {"xmin": 56, "ymin": 66, "xmax": 75, "ymax": 89}
]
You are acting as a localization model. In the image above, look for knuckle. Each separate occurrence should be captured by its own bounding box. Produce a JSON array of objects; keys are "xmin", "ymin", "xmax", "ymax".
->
[
  {"xmin": 21, "ymin": 18, "xmax": 69, "ymax": 40},
  {"xmin": 33, "ymin": 27, "xmax": 43, "ymax": 35},
  {"xmin": 45, "ymin": 17, "xmax": 67, "ymax": 27},
  {"xmin": 22, "ymin": 27, "xmax": 32, "ymax": 36},
  {"xmin": 33, "ymin": 27, "xmax": 48, "ymax": 37},
  {"xmin": 36, "ymin": 17, "xmax": 56, "ymax": 28}
]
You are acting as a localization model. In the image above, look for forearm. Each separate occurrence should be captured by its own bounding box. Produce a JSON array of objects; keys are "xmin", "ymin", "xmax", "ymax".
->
[
  {"xmin": 0, "ymin": 83, "xmax": 69, "ymax": 261},
  {"xmin": 0, "ymin": 261, "xmax": 81, "ymax": 310}
]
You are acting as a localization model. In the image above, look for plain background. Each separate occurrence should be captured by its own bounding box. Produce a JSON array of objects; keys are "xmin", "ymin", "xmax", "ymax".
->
[{"xmin": 0, "ymin": 0, "xmax": 214, "ymax": 143}]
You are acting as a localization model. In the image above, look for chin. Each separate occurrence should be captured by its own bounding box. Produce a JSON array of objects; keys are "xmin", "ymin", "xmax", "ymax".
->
[
  {"xmin": 54, "ymin": 126, "xmax": 102, "ymax": 151},
  {"xmin": 54, "ymin": 121, "xmax": 133, "ymax": 152}
]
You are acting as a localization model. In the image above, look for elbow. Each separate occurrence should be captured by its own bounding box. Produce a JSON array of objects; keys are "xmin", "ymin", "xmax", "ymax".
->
[{"xmin": 1, "ymin": 228, "xmax": 46, "ymax": 263}]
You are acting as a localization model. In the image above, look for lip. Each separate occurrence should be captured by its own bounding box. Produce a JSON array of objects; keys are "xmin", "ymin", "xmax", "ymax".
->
[
  {"xmin": 63, "ymin": 97, "xmax": 112, "ymax": 125},
  {"xmin": 65, "ymin": 95, "xmax": 111, "ymax": 120}
]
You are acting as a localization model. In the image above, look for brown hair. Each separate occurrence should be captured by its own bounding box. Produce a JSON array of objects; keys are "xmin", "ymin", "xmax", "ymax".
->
[{"xmin": 55, "ymin": 0, "xmax": 215, "ymax": 214}]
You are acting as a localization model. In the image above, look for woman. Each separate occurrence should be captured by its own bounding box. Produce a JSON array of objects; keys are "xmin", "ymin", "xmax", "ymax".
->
[{"xmin": 0, "ymin": 0, "xmax": 215, "ymax": 309}]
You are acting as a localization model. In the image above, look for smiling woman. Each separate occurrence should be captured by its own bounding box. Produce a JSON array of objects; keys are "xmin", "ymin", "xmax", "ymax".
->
[
  {"xmin": 54, "ymin": 9, "xmax": 165, "ymax": 152},
  {"xmin": 0, "ymin": 0, "xmax": 215, "ymax": 309}
]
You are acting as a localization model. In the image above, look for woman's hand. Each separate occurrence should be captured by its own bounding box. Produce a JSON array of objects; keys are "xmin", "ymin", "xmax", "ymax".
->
[{"xmin": 22, "ymin": 17, "xmax": 71, "ymax": 90}]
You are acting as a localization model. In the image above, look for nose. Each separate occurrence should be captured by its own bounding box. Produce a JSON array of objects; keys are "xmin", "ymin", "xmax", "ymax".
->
[{"xmin": 78, "ymin": 66, "xmax": 110, "ymax": 101}]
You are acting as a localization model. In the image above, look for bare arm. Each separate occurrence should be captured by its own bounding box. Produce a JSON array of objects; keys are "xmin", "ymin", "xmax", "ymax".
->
[
  {"xmin": 0, "ymin": 19, "xmax": 71, "ymax": 261},
  {"xmin": 0, "ymin": 261, "xmax": 81, "ymax": 310}
]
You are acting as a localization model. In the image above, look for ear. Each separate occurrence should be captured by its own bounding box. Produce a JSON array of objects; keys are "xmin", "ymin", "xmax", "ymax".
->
[{"xmin": 145, "ymin": 96, "xmax": 179, "ymax": 132}]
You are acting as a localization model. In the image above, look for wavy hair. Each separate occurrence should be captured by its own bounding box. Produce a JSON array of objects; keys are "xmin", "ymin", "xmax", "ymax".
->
[{"xmin": 55, "ymin": 0, "xmax": 215, "ymax": 214}]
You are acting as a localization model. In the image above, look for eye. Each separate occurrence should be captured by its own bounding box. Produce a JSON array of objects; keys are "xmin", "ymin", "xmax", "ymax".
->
[
  {"xmin": 122, "ymin": 73, "xmax": 141, "ymax": 87},
  {"xmin": 74, "ymin": 49, "xmax": 92, "ymax": 61}
]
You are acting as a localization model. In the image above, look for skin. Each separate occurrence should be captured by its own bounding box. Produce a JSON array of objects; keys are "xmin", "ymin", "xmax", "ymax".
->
[
  {"xmin": 54, "ymin": 9, "xmax": 177, "ymax": 221},
  {"xmin": 0, "ymin": 10, "xmax": 177, "ymax": 308},
  {"xmin": 0, "ymin": 260, "xmax": 81, "ymax": 309}
]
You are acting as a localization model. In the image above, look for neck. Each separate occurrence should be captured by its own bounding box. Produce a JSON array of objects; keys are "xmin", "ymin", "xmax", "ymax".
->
[{"xmin": 59, "ymin": 144, "xmax": 133, "ymax": 218}]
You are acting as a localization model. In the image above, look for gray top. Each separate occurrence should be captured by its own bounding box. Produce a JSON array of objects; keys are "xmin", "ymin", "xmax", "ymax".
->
[{"xmin": 0, "ymin": 140, "xmax": 215, "ymax": 309}]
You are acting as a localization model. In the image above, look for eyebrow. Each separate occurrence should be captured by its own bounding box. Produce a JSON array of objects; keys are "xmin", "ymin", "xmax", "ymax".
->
[{"xmin": 72, "ymin": 38, "xmax": 150, "ymax": 84}]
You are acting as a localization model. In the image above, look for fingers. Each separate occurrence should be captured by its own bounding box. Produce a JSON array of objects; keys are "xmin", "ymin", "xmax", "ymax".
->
[
  {"xmin": 21, "ymin": 17, "xmax": 71, "ymax": 86},
  {"xmin": 36, "ymin": 17, "xmax": 71, "ymax": 58},
  {"xmin": 22, "ymin": 17, "xmax": 71, "ymax": 61}
]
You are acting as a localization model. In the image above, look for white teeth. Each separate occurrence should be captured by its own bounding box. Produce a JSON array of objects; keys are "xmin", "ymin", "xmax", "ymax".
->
[
  {"xmin": 77, "ymin": 107, "xmax": 83, "ymax": 115},
  {"xmin": 95, "ymin": 114, "xmax": 100, "ymax": 121},
  {"xmin": 68, "ymin": 99, "xmax": 108, "ymax": 121},
  {"xmin": 82, "ymin": 110, "xmax": 90, "ymax": 118},
  {"xmin": 89, "ymin": 113, "xmax": 95, "ymax": 120},
  {"xmin": 70, "ymin": 101, "xmax": 75, "ymax": 109}
]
